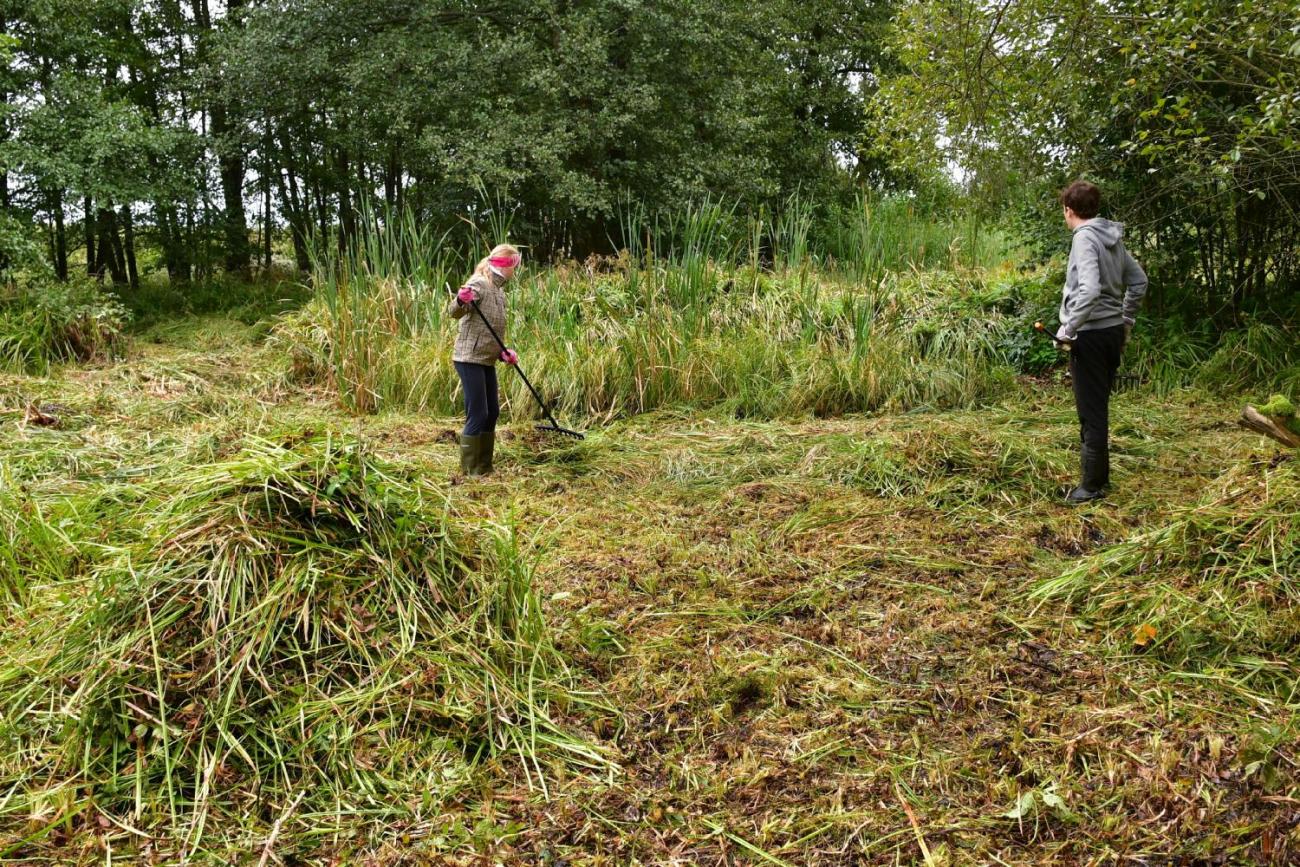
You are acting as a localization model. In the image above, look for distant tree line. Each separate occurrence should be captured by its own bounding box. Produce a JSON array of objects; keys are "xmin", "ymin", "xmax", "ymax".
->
[
  {"xmin": 881, "ymin": 0, "xmax": 1300, "ymax": 323},
  {"xmin": 2, "ymin": 0, "xmax": 1297, "ymax": 325}
]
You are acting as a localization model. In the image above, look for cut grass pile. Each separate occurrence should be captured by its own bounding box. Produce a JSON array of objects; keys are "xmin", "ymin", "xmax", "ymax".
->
[
  {"xmin": 0, "ymin": 430, "xmax": 607, "ymax": 858},
  {"xmin": 1034, "ymin": 456, "xmax": 1300, "ymax": 698}
]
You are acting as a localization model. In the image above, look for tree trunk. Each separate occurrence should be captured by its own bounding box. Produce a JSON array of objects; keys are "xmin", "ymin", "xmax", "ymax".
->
[
  {"xmin": 120, "ymin": 205, "xmax": 140, "ymax": 289},
  {"xmin": 85, "ymin": 196, "xmax": 98, "ymax": 278},
  {"xmin": 157, "ymin": 203, "xmax": 191, "ymax": 283},
  {"xmin": 0, "ymin": 10, "xmax": 8, "ymax": 212},
  {"xmin": 1240, "ymin": 405, "xmax": 1300, "ymax": 449},
  {"xmin": 384, "ymin": 149, "xmax": 399, "ymax": 211},
  {"xmin": 214, "ymin": 102, "xmax": 252, "ymax": 279},
  {"xmin": 314, "ymin": 180, "xmax": 329, "ymax": 242},
  {"xmin": 52, "ymin": 191, "xmax": 68, "ymax": 281},
  {"xmin": 262, "ymin": 138, "xmax": 273, "ymax": 269},
  {"xmin": 275, "ymin": 136, "xmax": 312, "ymax": 273},
  {"xmin": 185, "ymin": 195, "xmax": 198, "ymax": 279},
  {"xmin": 194, "ymin": 0, "xmax": 251, "ymax": 280},
  {"xmin": 98, "ymin": 208, "xmax": 128, "ymax": 286},
  {"xmin": 132, "ymin": 55, "xmax": 190, "ymax": 286},
  {"xmin": 336, "ymin": 146, "xmax": 354, "ymax": 254}
]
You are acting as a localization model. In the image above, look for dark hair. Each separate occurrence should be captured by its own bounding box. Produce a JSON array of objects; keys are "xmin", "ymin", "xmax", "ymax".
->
[{"xmin": 1059, "ymin": 180, "xmax": 1101, "ymax": 219}]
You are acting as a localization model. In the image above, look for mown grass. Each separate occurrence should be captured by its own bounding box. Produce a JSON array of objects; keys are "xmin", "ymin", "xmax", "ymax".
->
[
  {"xmin": 3, "ymin": 308, "xmax": 1297, "ymax": 862},
  {"xmin": 1033, "ymin": 456, "xmax": 1300, "ymax": 700}
]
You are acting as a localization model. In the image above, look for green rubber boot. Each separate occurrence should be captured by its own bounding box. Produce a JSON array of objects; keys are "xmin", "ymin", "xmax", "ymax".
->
[
  {"xmin": 481, "ymin": 431, "xmax": 495, "ymax": 476},
  {"xmin": 459, "ymin": 434, "xmax": 484, "ymax": 476}
]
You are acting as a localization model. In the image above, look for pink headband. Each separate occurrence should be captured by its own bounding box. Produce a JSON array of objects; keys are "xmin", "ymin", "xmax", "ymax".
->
[{"xmin": 489, "ymin": 254, "xmax": 520, "ymax": 268}]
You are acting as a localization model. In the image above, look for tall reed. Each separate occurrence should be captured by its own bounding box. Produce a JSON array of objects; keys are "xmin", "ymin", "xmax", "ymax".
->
[
  {"xmin": 290, "ymin": 199, "xmax": 1025, "ymax": 419},
  {"xmin": 304, "ymin": 205, "xmax": 464, "ymax": 412}
]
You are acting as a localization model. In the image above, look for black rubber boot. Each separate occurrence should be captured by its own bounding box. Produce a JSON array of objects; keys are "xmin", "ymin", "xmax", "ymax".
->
[
  {"xmin": 1067, "ymin": 447, "xmax": 1107, "ymax": 504},
  {"xmin": 481, "ymin": 431, "xmax": 495, "ymax": 476},
  {"xmin": 460, "ymin": 434, "xmax": 484, "ymax": 476}
]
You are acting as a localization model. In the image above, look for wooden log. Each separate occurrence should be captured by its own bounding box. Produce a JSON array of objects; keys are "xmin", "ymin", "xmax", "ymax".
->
[{"xmin": 1239, "ymin": 405, "xmax": 1300, "ymax": 449}]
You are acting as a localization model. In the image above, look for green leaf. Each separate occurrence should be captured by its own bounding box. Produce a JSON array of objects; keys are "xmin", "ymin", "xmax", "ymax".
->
[{"xmin": 1002, "ymin": 790, "xmax": 1038, "ymax": 819}]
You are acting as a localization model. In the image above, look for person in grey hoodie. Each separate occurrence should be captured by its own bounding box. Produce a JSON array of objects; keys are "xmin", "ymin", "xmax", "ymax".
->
[{"xmin": 1054, "ymin": 180, "xmax": 1148, "ymax": 503}]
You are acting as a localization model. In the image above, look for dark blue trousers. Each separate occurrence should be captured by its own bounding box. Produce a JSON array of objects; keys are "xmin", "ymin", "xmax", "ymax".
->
[{"xmin": 455, "ymin": 362, "xmax": 500, "ymax": 436}]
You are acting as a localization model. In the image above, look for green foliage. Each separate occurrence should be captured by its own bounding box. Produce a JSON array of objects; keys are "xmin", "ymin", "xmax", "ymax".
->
[
  {"xmin": 880, "ymin": 0, "xmax": 1300, "ymax": 322},
  {"xmin": 1258, "ymin": 394, "xmax": 1295, "ymax": 419},
  {"xmin": 286, "ymin": 204, "xmax": 1024, "ymax": 419},
  {"xmin": 7, "ymin": 73, "xmax": 199, "ymax": 206},
  {"xmin": 213, "ymin": 0, "xmax": 897, "ymax": 253},
  {"xmin": 1123, "ymin": 321, "xmax": 1300, "ymax": 397},
  {"xmin": 122, "ymin": 271, "xmax": 312, "ymax": 330},
  {"xmin": 0, "ymin": 213, "xmax": 51, "ymax": 281},
  {"xmin": 0, "ymin": 277, "xmax": 129, "ymax": 373},
  {"xmin": 1002, "ymin": 784, "xmax": 1079, "ymax": 825},
  {"xmin": 1258, "ymin": 393, "xmax": 1300, "ymax": 435}
]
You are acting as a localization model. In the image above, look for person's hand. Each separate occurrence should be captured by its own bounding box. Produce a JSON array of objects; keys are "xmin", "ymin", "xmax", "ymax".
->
[
  {"xmin": 500, "ymin": 349, "xmax": 518, "ymax": 365},
  {"xmin": 457, "ymin": 285, "xmax": 478, "ymax": 305},
  {"xmin": 1054, "ymin": 326, "xmax": 1074, "ymax": 352}
]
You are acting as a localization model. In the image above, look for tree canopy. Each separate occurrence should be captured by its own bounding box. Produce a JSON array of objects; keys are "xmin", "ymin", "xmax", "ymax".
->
[
  {"xmin": 881, "ymin": 0, "xmax": 1300, "ymax": 320},
  {"xmin": 1, "ymin": 0, "xmax": 895, "ymax": 279},
  {"xmin": 1, "ymin": 0, "xmax": 1297, "ymax": 323}
]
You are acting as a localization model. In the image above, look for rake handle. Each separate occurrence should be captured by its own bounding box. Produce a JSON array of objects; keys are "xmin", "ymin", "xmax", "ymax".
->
[
  {"xmin": 1034, "ymin": 321, "xmax": 1071, "ymax": 349},
  {"xmin": 464, "ymin": 297, "xmax": 575, "ymax": 435}
]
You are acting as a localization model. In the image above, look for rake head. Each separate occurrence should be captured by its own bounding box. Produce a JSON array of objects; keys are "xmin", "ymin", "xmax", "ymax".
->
[{"xmin": 536, "ymin": 422, "xmax": 585, "ymax": 440}]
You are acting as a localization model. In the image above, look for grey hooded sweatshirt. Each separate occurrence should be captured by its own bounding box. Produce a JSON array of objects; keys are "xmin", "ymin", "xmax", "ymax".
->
[{"xmin": 1058, "ymin": 218, "xmax": 1148, "ymax": 339}]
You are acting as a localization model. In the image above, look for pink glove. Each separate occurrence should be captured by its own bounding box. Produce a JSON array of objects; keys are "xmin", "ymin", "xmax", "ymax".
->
[
  {"xmin": 457, "ymin": 285, "xmax": 477, "ymax": 305},
  {"xmin": 500, "ymin": 349, "xmax": 518, "ymax": 365}
]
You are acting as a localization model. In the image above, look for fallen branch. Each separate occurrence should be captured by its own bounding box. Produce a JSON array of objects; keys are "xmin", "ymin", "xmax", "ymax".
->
[{"xmin": 1239, "ymin": 405, "xmax": 1300, "ymax": 449}]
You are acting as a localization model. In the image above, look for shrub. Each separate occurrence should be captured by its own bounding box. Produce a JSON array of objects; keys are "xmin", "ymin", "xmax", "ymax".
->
[{"xmin": 123, "ymin": 270, "xmax": 312, "ymax": 329}]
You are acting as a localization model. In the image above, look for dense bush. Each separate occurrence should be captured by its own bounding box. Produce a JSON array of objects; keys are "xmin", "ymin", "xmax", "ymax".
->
[{"xmin": 122, "ymin": 268, "xmax": 312, "ymax": 329}]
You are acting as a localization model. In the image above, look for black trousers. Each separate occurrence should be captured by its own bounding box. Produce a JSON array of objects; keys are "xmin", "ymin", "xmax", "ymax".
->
[
  {"xmin": 1069, "ymin": 325, "xmax": 1125, "ymax": 488},
  {"xmin": 455, "ymin": 362, "xmax": 500, "ymax": 436}
]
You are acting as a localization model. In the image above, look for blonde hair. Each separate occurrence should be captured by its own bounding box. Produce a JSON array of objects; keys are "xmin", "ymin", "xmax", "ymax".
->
[{"xmin": 473, "ymin": 243, "xmax": 522, "ymax": 280}]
